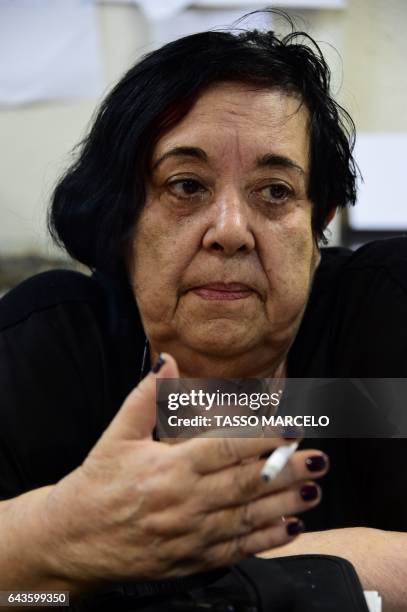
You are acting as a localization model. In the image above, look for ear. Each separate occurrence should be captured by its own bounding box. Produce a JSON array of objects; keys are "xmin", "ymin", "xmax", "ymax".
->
[{"xmin": 324, "ymin": 207, "xmax": 336, "ymax": 227}]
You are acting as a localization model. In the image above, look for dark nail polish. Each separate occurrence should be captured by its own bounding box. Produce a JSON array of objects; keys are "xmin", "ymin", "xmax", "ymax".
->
[
  {"xmin": 300, "ymin": 484, "xmax": 319, "ymax": 501},
  {"xmin": 286, "ymin": 519, "xmax": 305, "ymax": 536},
  {"xmin": 305, "ymin": 454, "xmax": 328, "ymax": 472},
  {"xmin": 152, "ymin": 354, "xmax": 165, "ymax": 373}
]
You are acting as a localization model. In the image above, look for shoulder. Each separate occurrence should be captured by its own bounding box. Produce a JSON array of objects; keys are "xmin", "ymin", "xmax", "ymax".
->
[
  {"xmin": 326, "ymin": 237, "xmax": 407, "ymax": 302},
  {"xmin": 345, "ymin": 236, "xmax": 407, "ymax": 263},
  {"xmin": 292, "ymin": 238, "xmax": 407, "ymax": 377},
  {"xmin": 316, "ymin": 237, "xmax": 407, "ymax": 300},
  {"xmin": 0, "ymin": 269, "xmax": 144, "ymax": 497},
  {"xmin": 340, "ymin": 237, "xmax": 407, "ymax": 292},
  {"xmin": 0, "ymin": 270, "xmax": 117, "ymax": 497},
  {"xmin": 325, "ymin": 238, "xmax": 407, "ymax": 376},
  {"xmin": 320, "ymin": 236, "xmax": 407, "ymax": 276},
  {"xmin": 0, "ymin": 269, "xmax": 103, "ymax": 332}
]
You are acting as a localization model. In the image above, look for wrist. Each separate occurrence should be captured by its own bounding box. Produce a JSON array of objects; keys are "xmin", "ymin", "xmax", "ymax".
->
[
  {"xmin": 1, "ymin": 476, "xmax": 93, "ymax": 594},
  {"xmin": 0, "ymin": 485, "xmax": 68, "ymax": 590},
  {"xmin": 33, "ymin": 470, "xmax": 100, "ymax": 593}
]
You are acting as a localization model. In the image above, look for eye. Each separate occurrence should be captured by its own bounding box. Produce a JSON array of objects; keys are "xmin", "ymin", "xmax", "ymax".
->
[
  {"xmin": 258, "ymin": 183, "xmax": 293, "ymax": 204},
  {"xmin": 168, "ymin": 178, "xmax": 206, "ymax": 199}
]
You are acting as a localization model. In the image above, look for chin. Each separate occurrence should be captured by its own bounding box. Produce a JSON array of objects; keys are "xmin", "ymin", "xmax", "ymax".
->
[{"xmin": 181, "ymin": 320, "xmax": 259, "ymax": 357}]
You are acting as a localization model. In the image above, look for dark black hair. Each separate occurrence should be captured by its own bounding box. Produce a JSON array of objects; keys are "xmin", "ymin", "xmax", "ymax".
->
[{"xmin": 49, "ymin": 12, "xmax": 358, "ymax": 273}]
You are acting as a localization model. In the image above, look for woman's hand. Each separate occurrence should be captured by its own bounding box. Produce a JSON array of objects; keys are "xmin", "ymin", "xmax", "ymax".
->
[{"xmin": 37, "ymin": 354, "xmax": 328, "ymax": 587}]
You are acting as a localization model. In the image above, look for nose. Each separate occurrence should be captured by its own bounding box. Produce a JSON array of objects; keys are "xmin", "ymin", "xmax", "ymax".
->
[{"xmin": 202, "ymin": 188, "xmax": 255, "ymax": 256}]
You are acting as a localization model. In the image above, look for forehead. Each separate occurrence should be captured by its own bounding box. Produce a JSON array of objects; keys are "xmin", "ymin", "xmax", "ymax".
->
[{"xmin": 152, "ymin": 82, "xmax": 310, "ymax": 168}]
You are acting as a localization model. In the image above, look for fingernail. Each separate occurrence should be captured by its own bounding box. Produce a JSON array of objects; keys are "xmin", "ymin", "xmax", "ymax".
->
[
  {"xmin": 300, "ymin": 484, "xmax": 319, "ymax": 501},
  {"xmin": 286, "ymin": 519, "xmax": 305, "ymax": 536},
  {"xmin": 151, "ymin": 354, "xmax": 165, "ymax": 373},
  {"xmin": 305, "ymin": 454, "xmax": 328, "ymax": 472}
]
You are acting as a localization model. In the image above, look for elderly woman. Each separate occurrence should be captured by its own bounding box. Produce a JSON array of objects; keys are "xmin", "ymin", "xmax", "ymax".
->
[{"xmin": 0, "ymin": 20, "xmax": 407, "ymax": 611}]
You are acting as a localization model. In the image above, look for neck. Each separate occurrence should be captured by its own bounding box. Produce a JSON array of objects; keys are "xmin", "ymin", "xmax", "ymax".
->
[{"xmin": 149, "ymin": 344, "xmax": 288, "ymax": 380}]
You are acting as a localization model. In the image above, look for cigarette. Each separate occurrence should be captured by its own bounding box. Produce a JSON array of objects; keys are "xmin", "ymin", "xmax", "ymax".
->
[{"xmin": 260, "ymin": 441, "xmax": 299, "ymax": 482}]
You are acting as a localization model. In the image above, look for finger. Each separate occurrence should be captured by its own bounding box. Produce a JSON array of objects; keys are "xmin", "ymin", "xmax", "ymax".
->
[
  {"xmin": 101, "ymin": 353, "xmax": 179, "ymax": 442},
  {"xmin": 177, "ymin": 435, "xmax": 294, "ymax": 474},
  {"xmin": 203, "ymin": 517, "xmax": 305, "ymax": 569},
  {"xmin": 198, "ymin": 449, "xmax": 329, "ymax": 510},
  {"xmin": 201, "ymin": 481, "xmax": 321, "ymax": 545}
]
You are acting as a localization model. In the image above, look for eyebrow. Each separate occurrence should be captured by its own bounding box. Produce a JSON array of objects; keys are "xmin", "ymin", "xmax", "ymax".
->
[
  {"xmin": 152, "ymin": 146, "xmax": 208, "ymax": 170},
  {"xmin": 152, "ymin": 146, "xmax": 305, "ymax": 177},
  {"xmin": 256, "ymin": 153, "xmax": 305, "ymax": 176}
]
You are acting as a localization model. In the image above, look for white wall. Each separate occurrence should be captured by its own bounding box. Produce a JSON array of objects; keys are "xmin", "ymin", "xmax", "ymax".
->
[
  {"xmin": 0, "ymin": 0, "xmax": 406, "ymax": 257},
  {"xmin": 0, "ymin": 3, "xmax": 150, "ymax": 257}
]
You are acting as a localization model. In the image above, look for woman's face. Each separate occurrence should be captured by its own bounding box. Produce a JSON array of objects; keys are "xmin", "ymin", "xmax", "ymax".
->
[{"xmin": 129, "ymin": 82, "xmax": 321, "ymax": 374}]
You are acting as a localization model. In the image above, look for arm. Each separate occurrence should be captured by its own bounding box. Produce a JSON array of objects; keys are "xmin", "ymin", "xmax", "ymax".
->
[
  {"xmin": 259, "ymin": 527, "xmax": 407, "ymax": 612},
  {"xmin": 0, "ymin": 355, "xmax": 328, "ymax": 599},
  {"xmin": 0, "ymin": 485, "xmax": 83, "ymax": 593}
]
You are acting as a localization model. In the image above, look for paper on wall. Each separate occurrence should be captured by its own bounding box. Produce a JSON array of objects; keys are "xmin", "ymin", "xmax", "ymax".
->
[
  {"xmin": 0, "ymin": 0, "xmax": 105, "ymax": 105},
  {"xmin": 364, "ymin": 591, "xmax": 382, "ymax": 612},
  {"xmin": 99, "ymin": 0, "xmax": 344, "ymax": 48},
  {"xmin": 124, "ymin": 1, "xmax": 270, "ymax": 49},
  {"xmin": 193, "ymin": 0, "xmax": 345, "ymax": 6},
  {"xmin": 134, "ymin": 0, "xmax": 269, "ymax": 21},
  {"xmin": 100, "ymin": 0, "xmax": 346, "ymax": 17},
  {"xmin": 148, "ymin": 7, "xmax": 271, "ymax": 48},
  {"xmin": 349, "ymin": 133, "xmax": 407, "ymax": 230}
]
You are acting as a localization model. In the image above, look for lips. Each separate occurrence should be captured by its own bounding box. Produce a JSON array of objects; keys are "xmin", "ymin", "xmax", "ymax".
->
[{"xmin": 191, "ymin": 282, "xmax": 254, "ymax": 301}]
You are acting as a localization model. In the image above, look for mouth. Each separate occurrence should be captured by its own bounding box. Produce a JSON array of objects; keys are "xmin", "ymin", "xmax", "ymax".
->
[{"xmin": 191, "ymin": 282, "xmax": 255, "ymax": 301}]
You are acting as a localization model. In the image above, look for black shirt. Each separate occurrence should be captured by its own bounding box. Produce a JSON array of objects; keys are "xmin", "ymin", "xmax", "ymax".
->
[{"xmin": 1, "ymin": 238, "xmax": 407, "ymax": 532}]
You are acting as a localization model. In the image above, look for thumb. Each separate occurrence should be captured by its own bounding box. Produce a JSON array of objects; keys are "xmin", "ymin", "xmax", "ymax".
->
[{"xmin": 102, "ymin": 353, "xmax": 179, "ymax": 442}]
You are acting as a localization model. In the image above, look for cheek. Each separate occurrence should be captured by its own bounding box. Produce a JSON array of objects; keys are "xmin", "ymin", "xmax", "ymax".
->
[
  {"xmin": 262, "ymin": 215, "xmax": 317, "ymax": 319},
  {"xmin": 129, "ymin": 208, "xmax": 193, "ymax": 325},
  {"xmin": 130, "ymin": 212, "xmax": 164, "ymax": 315}
]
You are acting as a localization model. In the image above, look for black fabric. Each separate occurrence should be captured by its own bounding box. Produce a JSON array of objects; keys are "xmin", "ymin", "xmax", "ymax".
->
[
  {"xmin": 268, "ymin": 555, "xmax": 370, "ymax": 612},
  {"xmin": 71, "ymin": 555, "xmax": 369, "ymax": 611},
  {"xmin": 1, "ymin": 237, "xmax": 407, "ymax": 533}
]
